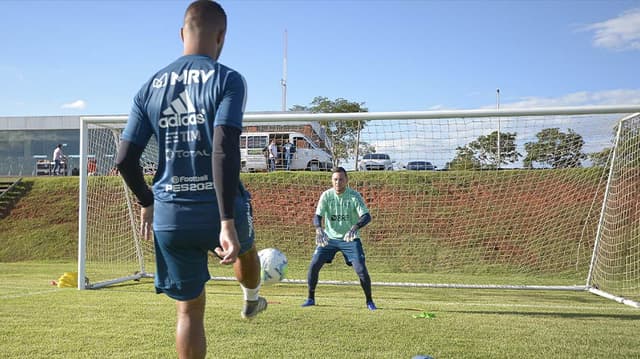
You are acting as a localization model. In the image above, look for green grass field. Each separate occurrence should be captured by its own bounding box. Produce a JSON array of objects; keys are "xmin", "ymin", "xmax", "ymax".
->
[
  {"xmin": 1, "ymin": 261, "xmax": 639, "ymax": 358},
  {"xmin": 1, "ymin": 175, "xmax": 639, "ymax": 358}
]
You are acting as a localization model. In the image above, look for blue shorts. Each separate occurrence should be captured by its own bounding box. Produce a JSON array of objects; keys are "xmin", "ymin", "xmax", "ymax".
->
[
  {"xmin": 153, "ymin": 193, "xmax": 255, "ymax": 301},
  {"xmin": 311, "ymin": 239, "xmax": 366, "ymax": 267}
]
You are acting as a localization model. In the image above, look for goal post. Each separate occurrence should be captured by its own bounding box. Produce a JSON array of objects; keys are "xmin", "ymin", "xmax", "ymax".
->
[
  {"xmin": 586, "ymin": 112, "xmax": 640, "ymax": 307},
  {"xmin": 78, "ymin": 115, "xmax": 155, "ymax": 289},
  {"xmin": 78, "ymin": 106, "xmax": 640, "ymax": 307}
]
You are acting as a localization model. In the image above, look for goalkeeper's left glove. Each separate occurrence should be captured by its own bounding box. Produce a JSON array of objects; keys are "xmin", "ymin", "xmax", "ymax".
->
[{"xmin": 344, "ymin": 226, "xmax": 358, "ymax": 242}]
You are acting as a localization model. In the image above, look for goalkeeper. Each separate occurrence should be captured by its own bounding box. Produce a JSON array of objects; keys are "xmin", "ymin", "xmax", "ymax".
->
[{"xmin": 302, "ymin": 167, "xmax": 376, "ymax": 310}]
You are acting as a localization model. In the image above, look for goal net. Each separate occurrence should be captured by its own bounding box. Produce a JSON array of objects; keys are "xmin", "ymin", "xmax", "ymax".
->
[
  {"xmin": 78, "ymin": 107, "xmax": 640, "ymax": 307},
  {"xmin": 78, "ymin": 116, "xmax": 157, "ymax": 289},
  {"xmin": 587, "ymin": 113, "xmax": 640, "ymax": 306}
]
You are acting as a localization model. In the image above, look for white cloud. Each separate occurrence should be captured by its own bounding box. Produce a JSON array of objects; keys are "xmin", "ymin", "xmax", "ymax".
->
[
  {"xmin": 585, "ymin": 8, "xmax": 640, "ymax": 51},
  {"xmin": 61, "ymin": 100, "xmax": 87, "ymax": 110},
  {"xmin": 496, "ymin": 89, "xmax": 640, "ymax": 109},
  {"xmin": 369, "ymin": 89, "xmax": 639, "ymax": 168}
]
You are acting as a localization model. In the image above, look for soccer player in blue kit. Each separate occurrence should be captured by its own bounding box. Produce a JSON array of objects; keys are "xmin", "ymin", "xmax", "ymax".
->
[
  {"xmin": 302, "ymin": 167, "xmax": 377, "ymax": 310},
  {"xmin": 116, "ymin": 1, "xmax": 266, "ymax": 358}
]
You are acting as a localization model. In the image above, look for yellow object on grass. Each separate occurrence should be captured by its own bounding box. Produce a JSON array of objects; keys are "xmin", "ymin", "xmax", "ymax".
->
[{"xmin": 57, "ymin": 272, "xmax": 77, "ymax": 288}]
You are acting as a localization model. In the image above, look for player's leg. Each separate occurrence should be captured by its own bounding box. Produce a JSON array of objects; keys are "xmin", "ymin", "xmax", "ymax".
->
[
  {"xmin": 304, "ymin": 254, "xmax": 324, "ymax": 306},
  {"xmin": 235, "ymin": 244, "xmax": 267, "ymax": 318},
  {"xmin": 351, "ymin": 259, "xmax": 375, "ymax": 310},
  {"xmin": 233, "ymin": 189, "xmax": 267, "ymax": 318},
  {"xmin": 154, "ymin": 230, "xmax": 213, "ymax": 359},
  {"xmin": 176, "ymin": 290, "xmax": 206, "ymax": 359},
  {"xmin": 340, "ymin": 240, "xmax": 376, "ymax": 310},
  {"xmin": 234, "ymin": 244, "xmax": 260, "ymax": 286},
  {"xmin": 303, "ymin": 242, "xmax": 338, "ymax": 306}
]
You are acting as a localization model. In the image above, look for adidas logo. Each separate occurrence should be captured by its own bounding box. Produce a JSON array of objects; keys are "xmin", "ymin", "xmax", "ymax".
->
[{"xmin": 158, "ymin": 91, "xmax": 206, "ymax": 128}]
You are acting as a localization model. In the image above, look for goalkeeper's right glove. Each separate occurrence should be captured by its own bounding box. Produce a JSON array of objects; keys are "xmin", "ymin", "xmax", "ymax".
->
[{"xmin": 315, "ymin": 228, "xmax": 329, "ymax": 247}]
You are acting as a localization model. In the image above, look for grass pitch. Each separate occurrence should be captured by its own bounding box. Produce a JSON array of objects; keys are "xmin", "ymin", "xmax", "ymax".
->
[
  {"xmin": 1, "ymin": 262, "xmax": 639, "ymax": 359},
  {"xmin": 1, "ymin": 175, "xmax": 638, "ymax": 357}
]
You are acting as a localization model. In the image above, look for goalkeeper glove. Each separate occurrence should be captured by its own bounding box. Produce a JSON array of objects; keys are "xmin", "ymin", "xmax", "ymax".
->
[
  {"xmin": 344, "ymin": 226, "xmax": 358, "ymax": 242},
  {"xmin": 315, "ymin": 228, "xmax": 329, "ymax": 247}
]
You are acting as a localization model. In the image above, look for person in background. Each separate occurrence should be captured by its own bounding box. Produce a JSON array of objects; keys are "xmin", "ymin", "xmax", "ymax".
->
[
  {"xmin": 268, "ymin": 139, "xmax": 278, "ymax": 171},
  {"xmin": 52, "ymin": 144, "xmax": 66, "ymax": 176},
  {"xmin": 283, "ymin": 139, "xmax": 295, "ymax": 170}
]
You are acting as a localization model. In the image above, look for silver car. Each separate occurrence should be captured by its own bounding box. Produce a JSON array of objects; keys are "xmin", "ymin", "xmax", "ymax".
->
[{"xmin": 359, "ymin": 153, "xmax": 394, "ymax": 171}]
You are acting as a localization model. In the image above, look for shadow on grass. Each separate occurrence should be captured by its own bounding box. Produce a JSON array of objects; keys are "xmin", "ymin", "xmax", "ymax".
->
[{"xmin": 88, "ymin": 279, "xmax": 155, "ymax": 292}]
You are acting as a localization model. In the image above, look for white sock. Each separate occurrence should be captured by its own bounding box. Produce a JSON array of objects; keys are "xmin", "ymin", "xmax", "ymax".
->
[{"xmin": 241, "ymin": 284, "xmax": 260, "ymax": 301}]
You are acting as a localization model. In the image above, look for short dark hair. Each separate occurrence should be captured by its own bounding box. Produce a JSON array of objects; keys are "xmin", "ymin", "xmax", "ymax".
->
[
  {"xmin": 184, "ymin": 0, "xmax": 227, "ymax": 33},
  {"xmin": 57, "ymin": 144, "xmax": 63, "ymax": 148},
  {"xmin": 331, "ymin": 166, "xmax": 348, "ymax": 177}
]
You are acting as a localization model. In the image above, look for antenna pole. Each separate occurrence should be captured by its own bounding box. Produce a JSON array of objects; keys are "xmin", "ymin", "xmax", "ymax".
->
[
  {"xmin": 496, "ymin": 88, "xmax": 501, "ymax": 169},
  {"xmin": 281, "ymin": 29, "xmax": 288, "ymax": 111}
]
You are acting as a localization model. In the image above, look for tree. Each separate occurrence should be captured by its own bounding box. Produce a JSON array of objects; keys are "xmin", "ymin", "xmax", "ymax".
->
[
  {"xmin": 288, "ymin": 104, "xmax": 307, "ymax": 112},
  {"xmin": 290, "ymin": 96, "xmax": 368, "ymax": 167},
  {"xmin": 523, "ymin": 128, "xmax": 586, "ymax": 169},
  {"xmin": 446, "ymin": 146, "xmax": 481, "ymax": 170},
  {"xmin": 447, "ymin": 131, "xmax": 521, "ymax": 170},
  {"xmin": 358, "ymin": 141, "xmax": 376, "ymax": 156},
  {"xmin": 589, "ymin": 147, "xmax": 612, "ymax": 168},
  {"xmin": 466, "ymin": 131, "xmax": 522, "ymax": 169}
]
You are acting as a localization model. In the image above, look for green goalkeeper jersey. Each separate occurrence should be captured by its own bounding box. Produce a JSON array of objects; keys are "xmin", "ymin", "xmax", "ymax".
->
[{"xmin": 315, "ymin": 187, "xmax": 369, "ymax": 240}]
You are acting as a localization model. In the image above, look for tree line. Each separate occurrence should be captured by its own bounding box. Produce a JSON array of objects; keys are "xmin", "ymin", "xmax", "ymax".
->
[{"xmin": 292, "ymin": 96, "xmax": 614, "ymax": 170}]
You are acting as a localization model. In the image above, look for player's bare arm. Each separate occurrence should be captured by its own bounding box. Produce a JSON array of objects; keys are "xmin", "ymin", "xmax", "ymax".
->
[{"xmin": 140, "ymin": 205, "xmax": 154, "ymax": 241}]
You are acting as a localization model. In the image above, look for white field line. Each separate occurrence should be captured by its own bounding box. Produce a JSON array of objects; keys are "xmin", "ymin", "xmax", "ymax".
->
[
  {"xmin": 0, "ymin": 288, "xmax": 60, "ymax": 300},
  {"xmin": 398, "ymin": 300, "xmax": 638, "ymax": 312},
  {"xmin": 208, "ymin": 289, "xmax": 638, "ymax": 312}
]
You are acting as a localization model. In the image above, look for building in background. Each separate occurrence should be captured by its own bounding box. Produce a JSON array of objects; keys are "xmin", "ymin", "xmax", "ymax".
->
[
  {"xmin": 0, "ymin": 113, "xmax": 329, "ymax": 176},
  {"xmin": 0, "ymin": 116, "xmax": 80, "ymax": 176}
]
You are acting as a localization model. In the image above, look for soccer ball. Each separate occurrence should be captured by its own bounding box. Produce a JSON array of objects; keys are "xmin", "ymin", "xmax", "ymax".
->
[{"xmin": 258, "ymin": 248, "xmax": 288, "ymax": 285}]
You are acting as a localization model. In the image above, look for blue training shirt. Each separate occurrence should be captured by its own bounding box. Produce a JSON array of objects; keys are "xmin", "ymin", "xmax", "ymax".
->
[{"xmin": 122, "ymin": 54, "xmax": 247, "ymax": 231}]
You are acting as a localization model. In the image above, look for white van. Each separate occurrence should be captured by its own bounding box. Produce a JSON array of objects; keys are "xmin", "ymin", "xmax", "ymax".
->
[{"xmin": 240, "ymin": 132, "xmax": 332, "ymax": 172}]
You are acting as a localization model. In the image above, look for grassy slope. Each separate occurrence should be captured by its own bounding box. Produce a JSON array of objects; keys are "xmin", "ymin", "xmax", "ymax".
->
[
  {"xmin": 0, "ymin": 169, "xmax": 606, "ymax": 266},
  {"xmin": 0, "ymin": 177, "xmax": 79, "ymax": 261}
]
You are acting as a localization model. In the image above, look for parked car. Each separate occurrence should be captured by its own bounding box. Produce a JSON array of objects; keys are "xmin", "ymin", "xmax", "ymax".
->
[
  {"xmin": 359, "ymin": 153, "xmax": 394, "ymax": 171},
  {"xmin": 405, "ymin": 160, "xmax": 436, "ymax": 171}
]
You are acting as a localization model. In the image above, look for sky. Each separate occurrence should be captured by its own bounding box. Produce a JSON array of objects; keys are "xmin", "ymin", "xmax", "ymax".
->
[{"xmin": 1, "ymin": 0, "xmax": 639, "ymax": 118}]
